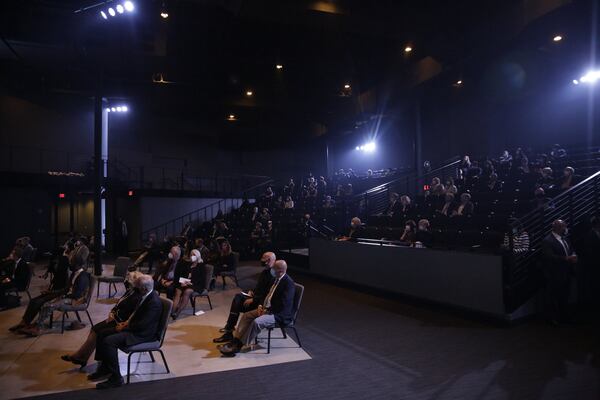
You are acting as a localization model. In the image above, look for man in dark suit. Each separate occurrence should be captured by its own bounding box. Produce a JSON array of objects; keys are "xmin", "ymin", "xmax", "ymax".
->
[
  {"xmin": 10, "ymin": 241, "xmax": 90, "ymax": 335},
  {"xmin": 219, "ymin": 260, "xmax": 295, "ymax": 357},
  {"xmin": 383, "ymin": 192, "xmax": 401, "ymax": 216},
  {"xmin": 213, "ymin": 252, "xmax": 276, "ymax": 343},
  {"xmin": 92, "ymin": 274, "xmax": 163, "ymax": 389},
  {"xmin": 541, "ymin": 219, "xmax": 578, "ymax": 324},
  {"xmin": 0, "ymin": 246, "xmax": 30, "ymax": 309}
]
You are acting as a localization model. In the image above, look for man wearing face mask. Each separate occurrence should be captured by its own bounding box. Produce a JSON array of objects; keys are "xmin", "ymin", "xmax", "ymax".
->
[
  {"xmin": 213, "ymin": 252, "xmax": 276, "ymax": 344},
  {"xmin": 541, "ymin": 219, "xmax": 578, "ymax": 325},
  {"xmin": 93, "ymin": 274, "xmax": 162, "ymax": 389},
  {"xmin": 338, "ymin": 217, "xmax": 363, "ymax": 242},
  {"xmin": 155, "ymin": 245, "xmax": 181, "ymax": 296},
  {"xmin": 11, "ymin": 238, "xmax": 91, "ymax": 336},
  {"xmin": 219, "ymin": 260, "xmax": 294, "ymax": 356}
]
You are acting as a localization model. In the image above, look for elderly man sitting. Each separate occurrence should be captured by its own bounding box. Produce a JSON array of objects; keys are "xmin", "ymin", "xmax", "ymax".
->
[
  {"xmin": 91, "ymin": 274, "xmax": 162, "ymax": 389},
  {"xmin": 218, "ymin": 260, "xmax": 295, "ymax": 357}
]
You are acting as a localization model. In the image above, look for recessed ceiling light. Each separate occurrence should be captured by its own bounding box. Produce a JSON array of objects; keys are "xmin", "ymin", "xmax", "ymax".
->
[
  {"xmin": 276, "ymin": 64, "xmax": 283, "ymax": 70},
  {"xmin": 404, "ymin": 46, "xmax": 413, "ymax": 53},
  {"xmin": 553, "ymin": 35, "xmax": 563, "ymax": 42},
  {"xmin": 246, "ymin": 90, "xmax": 253, "ymax": 96},
  {"xmin": 344, "ymin": 84, "xmax": 351, "ymax": 89},
  {"xmin": 161, "ymin": 12, "xmax": 169, "ymax": 18},
  {"xmin": 456, "ymin": 80, "xmax": 462, "ymax": 85},
  {"xmin": 227, "ymin": 114, "xmax": 236, "ymax": 121}
]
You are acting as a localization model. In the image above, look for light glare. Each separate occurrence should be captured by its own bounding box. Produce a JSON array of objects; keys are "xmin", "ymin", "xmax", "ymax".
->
[
  {"xmin": 124, "ymin": 1, "xmax": 134, "ymax": 12},
  {"xmin": 122, "ymin": 105, "xmax": 128, "ymax": 112},
  {"xmin": 100, "ymin": 10, "xmax": 108, "ymax": 19},
  {"xmin": 579, "ymin": 70, "xmax": 600, "ymax": 84},
  {"xmin": 108, "ymin": 7, "xmax": 116, "ymax": 16},
  {"xmin": 553, "ymin": 35, "xmax": 562, "ymax": 42},
  {"xmin": 116, "ymin": 4, "xmax": 124, "ymax": 13},
  {"xmin": 404, "ymin": 46, "xmax": 413, "ymax": 53},
  {"xmin": 276, "ymin": 64, "xmax": 283, "ymax": 70}
]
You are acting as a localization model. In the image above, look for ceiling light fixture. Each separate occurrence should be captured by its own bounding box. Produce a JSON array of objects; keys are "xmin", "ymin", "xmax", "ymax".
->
[
  {"xmin": 276, "ymin": 64, "xmax": 283, "ymax": 70},
  {"xmin": 108, "ymin": 7, "xmax": 116, "ymax": 16},
  {"xmin": 344, "ymin": 84, "xmax": 351, "ymax": 89},
  {"xmin": 160, "ymin": 1, "xmax": 168, "ymax": 18},
  {"xmin": 100, "ymin": 10, "xmax": 108, "ymax": 19},
  {"xmin": 116, "ymin": 4, "xmax": 124, "ymax": 13},
  {"xmin": 404, "ymin": 46, "xmax": 413, "ymax": 53},
  {"xmin": 553, "ymin": 35, "xmax": 563, "ymax": 42},
  {"xmin": 227, "ymin": 114, "xmax": 237, "ymax": 121},
  {"xmin": 124, "ymin": 1, "xmax": 134, "ymax": 12},
  {"xmin": 246, "ymin": 90, "xmax": 253, "ymax": 96}
]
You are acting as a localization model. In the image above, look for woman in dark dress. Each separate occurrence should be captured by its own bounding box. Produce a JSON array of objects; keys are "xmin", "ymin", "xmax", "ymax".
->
[
  {"xmin": 171, "ymin": 249, "xmax": 212, "ymax": 319},
  {"xmin": 60, "ymin": 272, "xmax": 144, "ymax": 367},
  {"xmin": 214, "ymin": 240, "xmax": 235, "ymax": 275}
]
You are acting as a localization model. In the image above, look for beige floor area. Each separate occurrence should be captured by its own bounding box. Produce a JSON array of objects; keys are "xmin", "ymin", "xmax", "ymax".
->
[{"xmin": 0, "ymin": 263, "xmax": 311, "ymax": 399}]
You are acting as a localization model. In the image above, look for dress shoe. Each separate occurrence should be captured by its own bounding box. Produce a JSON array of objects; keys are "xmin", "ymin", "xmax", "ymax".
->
[
  {"xmin": 219, "ymin": 342, "xmax": 241, "ymax": 355},
  {"xmin": 61, "ymin": 355, "xmax": 87, "ymax": 367},
  {"xmin": 19, "ymin": 326, "xmax": 41, "ymax": 337},
  {"xmin": 96, "ymin": 377, "xmax": 124, "ymax": 390},
  {"xmin": 213, "ymin": 333, "xmax": 233, "ymax": 343},
  {"xmin": 88, "ymin": 370, "xmax": 111, "ymax": 381},
  {"xmin": 8, "ymin": 322, "xmax": 25, "ymax": 332}
]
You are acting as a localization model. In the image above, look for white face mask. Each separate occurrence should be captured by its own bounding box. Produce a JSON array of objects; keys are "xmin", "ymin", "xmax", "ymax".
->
[
  {"xmin": 191, "ymin": 255, "xmax": 198, "ymax": 262},
  {"xmin": 168, "ymin": 253, "xmax": 173, "ymax": 260}
]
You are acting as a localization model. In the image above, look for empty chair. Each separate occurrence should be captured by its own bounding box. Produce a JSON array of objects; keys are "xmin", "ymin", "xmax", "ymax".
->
[
  {"xmin": 190, "ymin": 264, "xmax": 214, "ymax": 313},
  {"xmin": 97, "ymin": 257, "xmax": 130, "ymax": 298}
]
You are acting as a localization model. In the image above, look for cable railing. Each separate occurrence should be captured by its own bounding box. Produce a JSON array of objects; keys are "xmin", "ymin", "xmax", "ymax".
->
[
  {"xmin": 359, "ymin": 157, "xmax": 462, "ymax": 217},
  {"xmin": 505, "ymin": 169, "xmax": 600, "ymax": 311},
  {"xmin": 139, "ymin": 177, "xmax": 275, "ymax": 242}
]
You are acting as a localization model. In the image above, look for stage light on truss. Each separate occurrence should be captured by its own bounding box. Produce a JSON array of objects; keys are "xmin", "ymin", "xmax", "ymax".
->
[
  {"xmin": 100, "ymin": 10, "xmax": 108, "ymax": 19},
  {"xmin": 116, "ymin": 4, "xmax": 124, "ymax": 13},
  {"xmin": 108, "ymin": 7, "xmax": 116, "ymax": 16},
  {"xmin": 124, "ymin": 1, "xmax": 134, "ymax": 12}
]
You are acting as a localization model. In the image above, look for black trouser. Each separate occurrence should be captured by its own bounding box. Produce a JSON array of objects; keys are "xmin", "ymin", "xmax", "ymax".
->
[
  {"xmin": 93, "ymin": 320, "xmax": 119, "ymax": 361},
  {"xmin": 224, "ymin": 293, "xmax": 259, "ymax": 331},
  {"xmin": 22, "ymin": 292, "xmax": 63, "ymax": 324},
  {"xmin": 96, "ymin": 332, "xmax": 130, "ymax": 379},
  {"xmin": 544, "ymin": 268, "xmax": 572, "ymax": 321}
]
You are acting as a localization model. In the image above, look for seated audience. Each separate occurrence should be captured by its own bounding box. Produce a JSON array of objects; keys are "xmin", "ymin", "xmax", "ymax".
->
[
  {"xmin": 60, "ymin": 272, "xmax": 144, "ymax": 367},
  {"xmin": 558, "ymin": 166, "xmax": 578, "ymax": 190},
  {"xmin": 10, "ymin": 240, "xmax": 90, "ymax": 336},
  {"xmin": 16, "ymin": 237, "xmax": 35, "ymax": 262},
  {"xmin": 484, "ymin": 172, "xmax": 502, "ymax": 192},
  {"xmin": 400, "ymin": 220, "xmax": 417, "ymax": 244},
  {"xmin": 502, "ymin": 219, "xmax": 530, "ymax": 255},
  {"xmin": 213, "ymin": 252, "xmax": 276, "ymax": 343},
  {"xmin": 214, "ymin": 240, "xmax": 236, "ymax": 275},
  {"xmin": 171, "ymin": 249, "xmax": 211, "ymax": 319},
  {"xmin": 338, "ymin": 217, "xmax": 363, "ymax": 241},
  {"xmin": 538, "ymin": 167, "xmax": 555, "ymax": 191},
  {"xmin": 550, "ymin": 143, "xmax": 567, "ymax": 160},
  {"xmin": 284, "ymin": 196, "xmax": 295, "ymax": 209},
  {"xmin": 414, "ymin": 219, "xmax": 433, "ymax": 248},
  {"xmin": 438, "ymin": 193, "xmax": 456, "ymax": 216},
  {"xmin": 383, "ymin": 192, "xmax": 401, "ymax": 216},
  {"xmin": 452, "ymin": 193, "xmax": 474, "ymax": 217},
  {"xmin": 1, "ymin": 246, "xmax": 30, "ymax": 309},
  {"xmin": 155, "ymin": 245, "xmax": 181, "ymax": 295},
  {"xmin": 445, "ymin": 178, "xmax": 458, "ymax": 195},
  {"xmin": 322, "ymin": 195, "xmax": 336, "ymax": 209},
  {"xmin": 531, "ymin": 187, "xmax": 552, "ymax": 210},
  {"xmin": 91, "ymin": 274, "xmax": 162, "ymax": 389},
  {"xmin": 211, "ymin": 221, "xmax": 230, "ymax": 238},
  {"xmin": 218, "ymin": 260, "xmax": 294, "ymax": 357},
  {"xmin": 499, "ymin": 149, "xmax": 513, "ymax": 165},
  {"xmin": 399, "ymin": 195, "xmax": 412, "ymax": 214}
]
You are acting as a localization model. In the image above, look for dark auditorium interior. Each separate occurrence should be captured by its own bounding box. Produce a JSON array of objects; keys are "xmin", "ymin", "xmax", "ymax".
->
[{"xmin": 2, "ymin": 0, "xmax": 600, "ymax": 398}]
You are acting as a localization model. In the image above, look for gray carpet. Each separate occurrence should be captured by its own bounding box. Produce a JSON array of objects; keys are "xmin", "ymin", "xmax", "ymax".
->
[{"xmin": 27, "ymin": 272, "xmax": 600, "ymax": 400}]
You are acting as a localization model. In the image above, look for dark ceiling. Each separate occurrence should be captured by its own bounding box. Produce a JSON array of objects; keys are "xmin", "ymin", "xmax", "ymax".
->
[{"xmin": 0, "ymin": 0, "xmax": 586, "ymax": 147}]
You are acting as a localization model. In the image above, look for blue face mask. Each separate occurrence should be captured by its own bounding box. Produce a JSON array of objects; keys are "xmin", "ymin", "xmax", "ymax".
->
[{"xmin": 270, "ymin": 268, "xmax": 276, "ymax": 278}]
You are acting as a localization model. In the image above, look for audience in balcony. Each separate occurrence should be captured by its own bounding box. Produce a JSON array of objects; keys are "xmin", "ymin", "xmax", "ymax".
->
[
  {"xmin": 438, "ymin": 193, "xmax": 456, "ymax": 216},
  {"xmin": 284, "ymin": 178, "xmax": 295, "ymax": 197},
  {"xmin": 414, "ymin": 219, "xmax": 433, "ymax": 248},
  {"xmin": 400, "ymin": 220, "xmax": 417, "ymax": 244},
  {"xmin": 383, "ymin": 192, "xmax": 401, "ymax": 216},
  {"xmin": 537, "ymin": 167, "xmax": 555, "ymax": 191},
  {"xmin": 558, "ymin": 166, "xmax": 578, "ymax": 190},
  {"xmin": 484, "ymin": 172, "xmax": 502, "ymax": 192},
  {"xmin": 531, "ymin": 187, "xmax": 552, "ymax": 210},
  {"xmin": 502, "ymin": 219, "xmax": 530, "ymax": 255},
  {"xmin": 211, "ymin": 220, "xmax": 230, "ymax": 239},
  {"xmin": 16, "ymin": 237, "xmax": 35, "ymax": 262},
  {"xmin": 338, "ymin": 217, "xmax": 364, "ymax": 241},
  {"xmin": 445, "ymin": 177, "xmax": 458, "ymax": 195},
  {"xmin": 322, "ymin": 195, "xmax": 336, "ymax": 209},
  {"xmin": 550, "ymin": 144, "xmax": 567, "ymax": 160},
  {"xmin": 284, "ymin": 196, "xmax": 295, "ymax": 209},
  {"xmin": 399, "ymin": 195, "xmax": 412, "ymax": 214},
  {"xmin": 453, "ymin": 193, "xmax": 474, "ymax": 217},
  {"xmin": 499, "ymin": 149, "xmax": 513, "ymax": 166}
]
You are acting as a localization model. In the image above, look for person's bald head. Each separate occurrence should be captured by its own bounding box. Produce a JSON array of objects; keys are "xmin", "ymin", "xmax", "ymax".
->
[
  {"xmin": 261, "ymin": 252, "xmax": 276, "ymax": 267},
  {"xmin": 552, "ymin": 219, "xmax": 567, "ymax": 235},
  {"xmin": 273, "ymin": 260, "xmax": 288, "ymax": 279}
]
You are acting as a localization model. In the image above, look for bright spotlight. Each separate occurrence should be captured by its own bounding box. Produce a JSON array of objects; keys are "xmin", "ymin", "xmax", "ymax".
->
[
  {"xmin": 161, "ymin": 12, "xmax": 169, "ymax": 18},
  {"xmin": 122, "ymin": 105, "xmax": 128, "ymax": 112},
  {"xmin": 246, "ymin": 90, "xmax": 253, "ymax": 97},
  {"xmin": 124, "ymin": 1, "xmax": 134, "ymax": 12},
  {"xmin": 553, "ymin": 35, "xmax": 562, "ymax": 42},
  {"xmin": 111, "ymin": 107, "xmax": 116, "ymax": 112},
  {"xmin": 106, "ymin": 108, "xmax": 111, "ymax": 112},
  {"xmin": 344, "ymin": 84, "xmax": 351, "ymax": 89},
  {"xmin": 579, "ymin": 70, "xmax": 600, "ymax": 84},
  {"xmin": 355, "ymin": 146, "xmax": 360, "ymax": 150},
  {"xmin": 116, "ymin": 106, "xmax": 122, "ymax": 112},
  {"xmin": 108, "ymin": 7, "xmax": 116, "ymax": 16},
  {"xmin": 572, "ymin": 79, "xmax": 579, "ymax": 85},
  {"xmin": 276, "ymin": 64, "xmax": 283, "ymax": 70},
  {"xmin": 364, "ymin": 142, "xmax": 376, "ymax": 152},
  {"xmin": 404, "ymin": 46, "xmax": 413, "ymax": 53},
  {"xmin": 100, "ymin": 10, "xmax": 108, "ymax": 19},
  {"xmin": 116, "ymin": 4, "xmax": 124, "ymax": 13}
]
